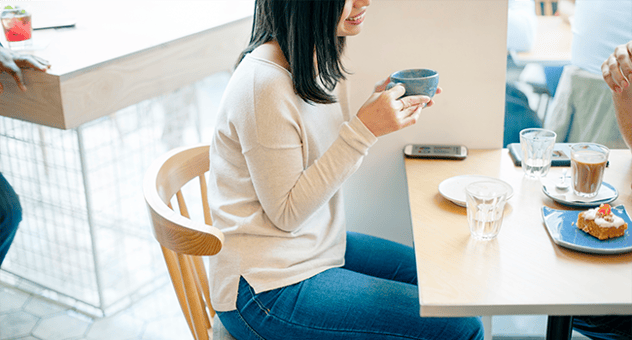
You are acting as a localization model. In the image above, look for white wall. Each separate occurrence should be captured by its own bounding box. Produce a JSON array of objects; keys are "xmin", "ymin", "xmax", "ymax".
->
[{"xmin": 343, "ymin": 0, "xmax": 509, "ymax": 246}]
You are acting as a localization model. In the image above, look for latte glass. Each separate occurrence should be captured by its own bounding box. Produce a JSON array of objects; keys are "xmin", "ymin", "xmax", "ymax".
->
[{"xmin": 570, "ymin": 143, "xmax": 609, "ymax": 198}]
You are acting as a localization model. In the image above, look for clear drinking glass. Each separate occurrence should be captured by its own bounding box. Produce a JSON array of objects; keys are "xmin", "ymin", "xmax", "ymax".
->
[
  {"xmin": 570, "ymin": 143, "xmax": 609, "ymax": 198},
  {"xmin": 465, "ymin": 181, "xmax": 509, "ymax": 240},
  {"xmin": 1, "ymin": 5, "xmax": 32, "ymax": 50},
  {"xmin": 519, "ymin": 128, "xmax": 557, "ymax": 178}
]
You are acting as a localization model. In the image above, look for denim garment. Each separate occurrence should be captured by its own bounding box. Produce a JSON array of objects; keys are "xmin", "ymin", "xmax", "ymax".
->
[
  {"xmin": 0, "ymin": 172, "xmax": 22, "ymax": 267},
  {"xmin": 573, "ymin": 315, "xmax": 632, "ymax": 340},
  {"xmin": 218, "ymin": 231, "xmax": 484, "ymax": 340}
]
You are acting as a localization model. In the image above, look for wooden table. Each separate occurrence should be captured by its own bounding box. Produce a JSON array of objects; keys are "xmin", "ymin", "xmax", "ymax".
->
[
  {"xmin": 404, "ymin": 149, "xmax": 632, "ymax": 339},
  {"xmin": 0, "ymin": 1, "xmax": 254, "ymax": 129},
  {"xmin": 511, "ymin": 16, "xmax": 573, "ymax": 67}
]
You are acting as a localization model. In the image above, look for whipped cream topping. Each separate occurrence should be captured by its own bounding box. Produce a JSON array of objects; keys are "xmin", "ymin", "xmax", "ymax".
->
[{"xmin": 583, "ymin": 207, "xmax": 626, "ymax": 228}]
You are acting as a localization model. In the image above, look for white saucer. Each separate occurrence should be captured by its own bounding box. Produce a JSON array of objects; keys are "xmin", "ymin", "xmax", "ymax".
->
[
  {"xmin": 438, "ymin": 175, "xmax": 514, "ymax": 207},
  {"xmin": 542, "ymin": 181, "xmax": 618, "ymax": 208}
]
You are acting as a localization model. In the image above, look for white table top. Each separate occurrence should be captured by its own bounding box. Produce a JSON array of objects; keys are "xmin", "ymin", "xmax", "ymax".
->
[
  {"xmin": 405, "ymin": 149, "xmax": 632, "ymax": 317},
  {"xmin": 9, "ymin": 1, "xmax": 254, "ymax": 77},
  {"xmin": 0, "ymin": 1, "xmax": 254, "ymax": 129}
]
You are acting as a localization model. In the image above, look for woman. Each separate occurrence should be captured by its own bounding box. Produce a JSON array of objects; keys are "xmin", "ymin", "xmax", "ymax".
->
[{"xmin": 208, "ymin": 0, "xmax": 484, "ymax": 339}]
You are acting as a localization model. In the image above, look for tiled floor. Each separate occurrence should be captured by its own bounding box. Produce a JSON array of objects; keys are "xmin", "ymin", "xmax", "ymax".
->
[
  {"xmin": 492, "ymin": 315, "xmax": 589, "ymax": 340},
  {"xmin": 1, "ymin": 277, "xmax": 192, "ymax": 340}
]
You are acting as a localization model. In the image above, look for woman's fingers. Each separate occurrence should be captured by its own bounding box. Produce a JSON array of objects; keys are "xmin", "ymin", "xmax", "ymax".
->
[
  {"xmin": 386, "ymin": 83, "xmax": 406, "ymax": 99},
  {"xmin": 357, "ymin": 82, "xmax": 438, "ymax": 137},
  {"xmin": 402, "ymin": 94, "xmax": 430, "ymax": 106},
  {"xmin": 1, "ymin": 60, "xmax": 27, "ymax": 92},
  {"xmin": 397, "ymin": 103, "xmax": 419, "ymax": 119},
  {"xmin": 602, "ymin": 42, "xmax": 632, "ymax": 93},
  {"xmin": 14, "ymin": 55, "xmax": 51, "ymax": 72},
  {"xmin": 605, "ymin": 55, "xmax": 627, "ymax": 93},
  {"xmin": 399, "ymin": 106, "xmax": 422, "ymax": 129},
  {"xmin": 31, "ymin": 55, "xmax": 51, "ymax": 69},
  {"xmin": 614, "ymin": 43, "xmax": 632, "ymax": 82}
]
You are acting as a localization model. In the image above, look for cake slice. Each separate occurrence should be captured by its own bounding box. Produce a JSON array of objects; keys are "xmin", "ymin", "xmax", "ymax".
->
[{"xmin": 577, "ymin": 204, "xmax": 627, "ymax": 240}]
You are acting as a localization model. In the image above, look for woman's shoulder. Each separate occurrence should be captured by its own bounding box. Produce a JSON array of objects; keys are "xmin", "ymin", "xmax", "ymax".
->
[
  {"xmin": 231, "ymin": 54, "xmax": 293, "ymax": 93},
  {"xmin": 222, "ymin": 54, "xmax": 300, "ymax": 120}
]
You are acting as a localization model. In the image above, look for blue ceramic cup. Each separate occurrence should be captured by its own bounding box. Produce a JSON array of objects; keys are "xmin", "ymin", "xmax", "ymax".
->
[{"xmin": 385, "ymin": 68, "xmax": 439, "ymax": 98}]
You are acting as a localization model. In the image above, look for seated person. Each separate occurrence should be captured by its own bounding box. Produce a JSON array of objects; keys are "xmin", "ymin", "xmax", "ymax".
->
[
  {"xmin": 207, "ymin": 1, "xmax": 483, "ymax": 339},
  {"xmin": 543, "ymin": 0, "xmax": 632, "ymax": 148},
  {"xmin": 0, "ymin": 43, "xmax": 51, "ymax": 267}
]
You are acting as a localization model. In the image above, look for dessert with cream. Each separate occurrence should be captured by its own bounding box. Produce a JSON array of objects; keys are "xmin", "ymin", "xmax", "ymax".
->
[{"xmin": 577, "ymin": 204, "xmax": 627, "ymax": 240}]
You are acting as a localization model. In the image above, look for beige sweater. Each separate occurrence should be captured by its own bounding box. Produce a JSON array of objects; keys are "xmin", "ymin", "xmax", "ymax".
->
[{"xmin": 208, "ymin": 54, "xmax": 377, "ymax": 311}]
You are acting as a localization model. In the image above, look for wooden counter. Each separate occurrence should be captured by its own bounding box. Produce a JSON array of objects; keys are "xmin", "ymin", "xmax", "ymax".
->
[{"xmin": 0, "ymin": 1, "xmax": 254, "ymax": 129}]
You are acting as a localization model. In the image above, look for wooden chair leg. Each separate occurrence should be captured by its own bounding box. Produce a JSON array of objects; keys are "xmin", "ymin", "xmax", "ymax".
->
[
  {"xmin": 178, "ymin": 253, "xmax": 209, "ymax": 340},
  {"xmin": 192, "ymin": 256, "xmax": 214, "ymax": 318},
  {"xmin": 161, "ymin": 246, "xmax": 197, "ymax": 338},
  {"xmin": 188, "ymin": 255, "xmax": 212, "ymax": 330}
]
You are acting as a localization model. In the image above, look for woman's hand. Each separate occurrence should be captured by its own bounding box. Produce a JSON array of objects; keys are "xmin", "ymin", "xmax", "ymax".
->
[
  {"xmin": 0, "ymin": 46, "xmax": 51, "ymax": 94},
  {"xmin": 358, "ymin": 78, "xmax": 441, "ymax": 137},
  {"xmin": 602, "ymin": 41, "xmax": 632, "ymax": 94}
]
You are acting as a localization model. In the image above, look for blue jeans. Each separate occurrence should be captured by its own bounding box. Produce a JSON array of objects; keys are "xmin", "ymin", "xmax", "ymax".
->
[
  {"xmin": 573, "ymin": 315, "xmax": 632, "ymax": 340},
  {"xmin": 218, "ymin": 232, "xmax": 484, "ymax": 340},
  {"xmin": 0, "ymin": 172, "xmax": 22, "ymax": 267}
]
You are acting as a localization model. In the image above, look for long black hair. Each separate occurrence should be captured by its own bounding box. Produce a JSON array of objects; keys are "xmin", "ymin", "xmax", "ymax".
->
[{"xmin": 237, "ymin": 0, "xmax": 348, "ymax": 104}]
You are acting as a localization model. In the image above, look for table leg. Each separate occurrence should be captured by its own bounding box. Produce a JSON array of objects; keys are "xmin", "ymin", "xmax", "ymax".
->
[{"xmin": 546, "ymin": 315, "xmax": 573, "ymax": 340}]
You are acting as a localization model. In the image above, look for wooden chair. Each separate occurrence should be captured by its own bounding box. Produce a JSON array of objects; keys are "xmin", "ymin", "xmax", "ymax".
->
[{"xmin": 143, "ymin": 143, "xmax": 236, "ymax": 340}]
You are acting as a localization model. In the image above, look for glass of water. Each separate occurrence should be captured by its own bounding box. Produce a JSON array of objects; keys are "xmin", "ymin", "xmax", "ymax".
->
[
  {"xmin": 465, "ymin": 180, "xmax": 510, "ymax": 240},
  {"xmin": 519, "ymin": 128, "xmax": 557, "ymax": 179}
]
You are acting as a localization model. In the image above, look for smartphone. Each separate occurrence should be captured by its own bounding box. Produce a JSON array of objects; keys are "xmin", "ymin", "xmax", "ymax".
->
[{"xmin": 403, "ymin": 144, "xmax": 468, "ymax": 160}]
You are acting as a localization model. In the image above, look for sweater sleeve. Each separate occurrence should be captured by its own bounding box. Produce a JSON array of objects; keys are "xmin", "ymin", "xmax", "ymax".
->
[{"xmin": 241, "ymin": 85, "xmax": 377, "ymax": 232}]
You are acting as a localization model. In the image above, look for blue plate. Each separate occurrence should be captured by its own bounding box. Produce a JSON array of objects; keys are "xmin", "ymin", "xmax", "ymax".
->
[{"xmin": 541, "ymin": 205, "xmax": 632, "ymax": 254}]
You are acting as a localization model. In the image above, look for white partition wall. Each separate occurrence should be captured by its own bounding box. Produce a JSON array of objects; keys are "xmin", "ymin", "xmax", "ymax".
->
[{"xmin": 343, "ymin": 0, "xmax": 509, "ymax": 246}]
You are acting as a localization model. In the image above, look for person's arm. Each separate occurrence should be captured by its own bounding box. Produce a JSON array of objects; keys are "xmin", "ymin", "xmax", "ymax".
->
[
  {"xmin": 240, "ymin": 73, "xmax": 434, "ymax": 232},
  {"xmin": 602, "ymin": 41, "xmax": 632, "ymax": 149},
  {"xmin": 0, "ymin": 44, "xmax": 50, "ymax": 94},
  {"xmin": 612, "ymin": 84, "xmax": 632, "ymax": 150}
]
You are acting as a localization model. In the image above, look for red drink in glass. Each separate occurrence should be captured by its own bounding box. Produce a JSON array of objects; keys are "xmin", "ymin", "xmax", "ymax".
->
[{"xmin": 1, "ymin": 6, "xmax": 32, "ymax": 49}]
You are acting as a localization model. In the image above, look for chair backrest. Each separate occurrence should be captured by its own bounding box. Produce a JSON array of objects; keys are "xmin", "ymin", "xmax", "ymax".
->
[
  {"xmin": 143, "ymin": 143, "xmax": 225, "ymax": 340},
  {"xmin": 536, "ymin": 0, "xmax": 556, "ymax": 16}
]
